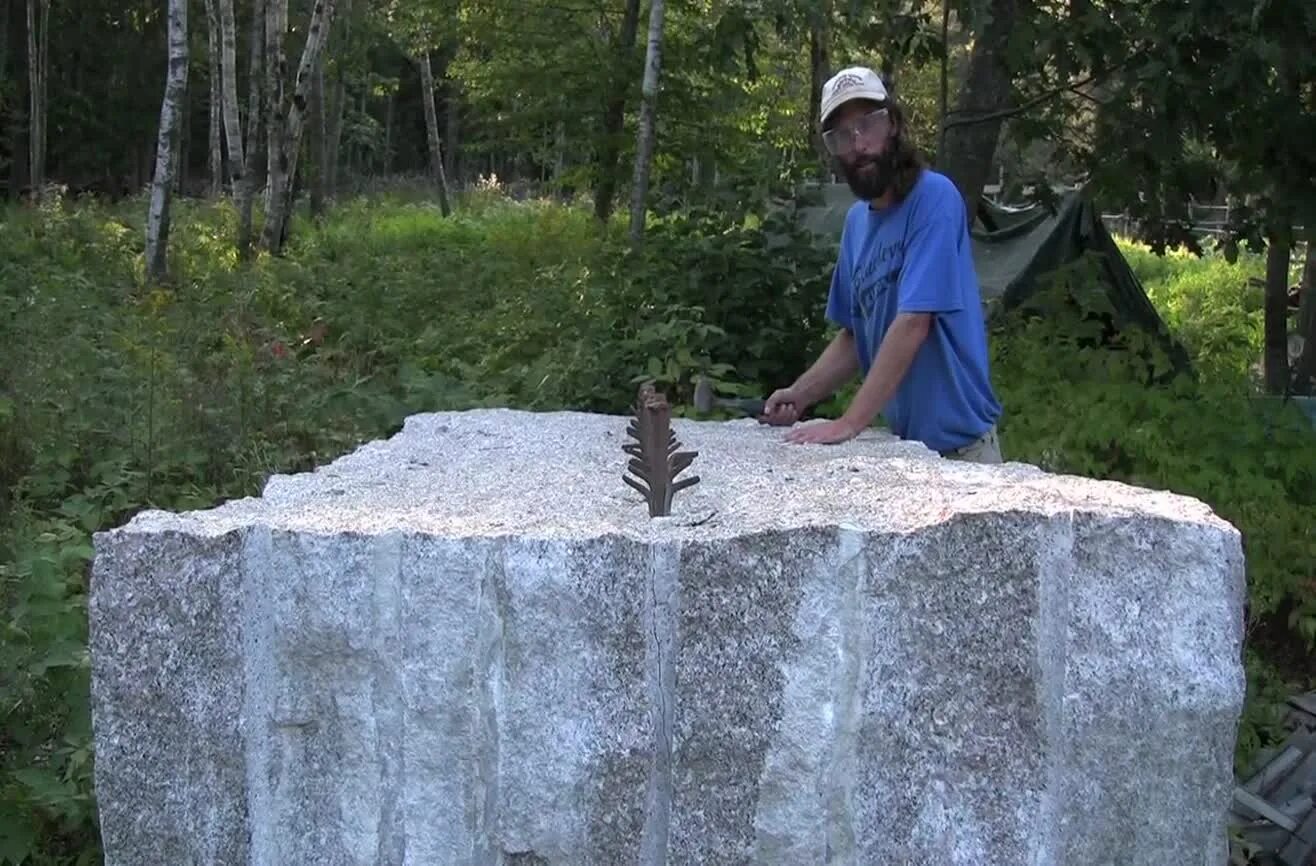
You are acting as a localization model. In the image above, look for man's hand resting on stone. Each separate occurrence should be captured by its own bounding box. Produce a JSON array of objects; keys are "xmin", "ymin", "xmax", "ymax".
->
[{"xmin": 785, "ymin": 417, "xmax": 863, "ymax": 445}]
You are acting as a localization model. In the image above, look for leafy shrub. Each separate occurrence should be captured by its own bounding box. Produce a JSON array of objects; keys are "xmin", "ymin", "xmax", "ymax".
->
[{"xmin": 1119, "ymin": 237, "xmax": 1268, "ymax": 382}]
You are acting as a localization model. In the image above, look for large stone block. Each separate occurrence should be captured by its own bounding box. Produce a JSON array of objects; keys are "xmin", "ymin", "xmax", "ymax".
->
[{"xmin": 90, "ymin": 409, "xmax": 1246, "ymax": 865}]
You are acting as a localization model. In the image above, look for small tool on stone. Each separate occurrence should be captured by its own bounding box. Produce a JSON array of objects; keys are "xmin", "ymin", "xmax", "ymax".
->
[{"xmin": 692, "ymin": 376, "xmax": 766, "ymax": 419}]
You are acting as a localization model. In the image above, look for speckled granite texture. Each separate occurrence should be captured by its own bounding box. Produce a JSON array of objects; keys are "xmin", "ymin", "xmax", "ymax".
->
[{"xmin": 90, "ymin": 409, "xmax": 1246, "ymax": 866}]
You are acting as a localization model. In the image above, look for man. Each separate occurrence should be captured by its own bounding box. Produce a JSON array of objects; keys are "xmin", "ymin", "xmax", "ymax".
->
[{"xmin": 762, "ymin": 65, "xmax": 1003, "ymax": 464}]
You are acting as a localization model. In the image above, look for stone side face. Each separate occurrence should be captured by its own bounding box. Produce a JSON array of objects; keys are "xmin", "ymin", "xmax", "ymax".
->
[
  {"xmin": 1053, "ymin": 513, "xmax": 1243, "ymax": 866},
  {"xmin": 846, "ymin": 512, "xmax": 1055, "ymax": 865},
  {"xmin": 88, "ymin": 410, "xmax": 1246, "ymax": 866},
  {"xmin": 89, "ymin": 529, "xmax": 249, "ymax": 866}
]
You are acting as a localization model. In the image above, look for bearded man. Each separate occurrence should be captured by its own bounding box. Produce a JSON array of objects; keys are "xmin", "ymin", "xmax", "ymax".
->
[{"xmin": 762, "ymin": 65, "xmax": 1004, "ymax": 463}]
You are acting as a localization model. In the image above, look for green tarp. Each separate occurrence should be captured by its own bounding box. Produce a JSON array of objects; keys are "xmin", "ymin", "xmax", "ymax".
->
[{"xmin": 791, "ymin": 183, "xmax": 1192, "ymax": 373}]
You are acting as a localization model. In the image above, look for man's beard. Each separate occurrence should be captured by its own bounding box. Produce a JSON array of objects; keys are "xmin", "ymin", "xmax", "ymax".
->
[{"xmin": 841, "ymin": 147, "xmax": 897, "ymax": 200}]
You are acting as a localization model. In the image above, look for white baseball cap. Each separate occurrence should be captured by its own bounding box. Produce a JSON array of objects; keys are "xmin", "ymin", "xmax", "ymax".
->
[{"xmin": 820, "ymin": 66, "xmax": 889, "ymax": 127}]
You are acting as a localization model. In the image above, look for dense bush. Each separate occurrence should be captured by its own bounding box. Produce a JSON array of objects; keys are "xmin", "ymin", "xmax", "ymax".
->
[
  {"xmin": 1122, "ymin": 240, "xmax": 1269, "ymax": 382},
  {"xmin": 0, "ymin": 191, "xmax": 1310, "ymax": 863}
]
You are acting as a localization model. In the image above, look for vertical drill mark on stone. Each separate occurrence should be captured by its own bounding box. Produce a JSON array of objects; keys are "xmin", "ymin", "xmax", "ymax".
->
[
  {"xmin": 1035, "ymin": 511, "xmax": 1075, "ymax": 866},
  {"xmin": 371, "ymin": 531, "xmax": 407, "ymax": 865},
  {"xmin": 241, "ymin": 524, "xmax": 276, "ymax": 864},
  {"xmin": 473, "ymin": 539, "xmax": 507, "ymax": 866},
  {"xmin": 640, "ymin": 540, "xmax": 679, "ymax": 865},
  {"xmin": 623, "ymin": 383, "xmax": 699, "ymax": 517},
  {"xmin": 823, "ymin": 526, "xmax": 875, "ymax": 863}
]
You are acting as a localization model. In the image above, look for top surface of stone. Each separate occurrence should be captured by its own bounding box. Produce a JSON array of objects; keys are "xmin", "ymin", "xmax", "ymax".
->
[{"xmin": 111, "ymin": 409, "xmax": 1231, "ymax": 541}]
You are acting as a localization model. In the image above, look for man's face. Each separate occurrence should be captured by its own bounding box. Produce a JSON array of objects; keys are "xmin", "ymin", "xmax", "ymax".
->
[{"xmin": 823, "ymin": 100, "xmax": 895, "ymax": 200}]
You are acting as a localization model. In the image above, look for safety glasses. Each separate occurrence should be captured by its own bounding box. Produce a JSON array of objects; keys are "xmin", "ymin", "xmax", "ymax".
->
[{"xmin": 822, "ymin": 108, "xmax": 890, "ymax": 156}]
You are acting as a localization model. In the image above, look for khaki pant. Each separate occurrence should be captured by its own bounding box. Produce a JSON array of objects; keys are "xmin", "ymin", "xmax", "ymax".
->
[{"xmin": 940, "ymin": 425, "xmax": 1003, "ymax": 464}]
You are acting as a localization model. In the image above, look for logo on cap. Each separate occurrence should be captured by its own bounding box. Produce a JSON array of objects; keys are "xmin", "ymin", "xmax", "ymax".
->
[{"xmin": 832, "ymin": 73, "xmax": 864, "ymax": 93}]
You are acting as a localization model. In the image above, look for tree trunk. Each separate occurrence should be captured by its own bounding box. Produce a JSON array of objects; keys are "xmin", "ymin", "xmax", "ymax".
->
[
  {"xmin": 309, "ymin": 52, "xmax": 326, "ymax": 217},
  {"xmin": 1264, "ymin": 224, "xmax": 1292, "ymax": 394},
  {"xmin": 417, "ymin": 51, "xmax": 452, "ymax": 216},
  {"xmin": 204, "ymin": 0, "xmax": 223, "ymax": 197},
  {"xmin": 1292, "ymin": 232, "xmax": 1316, "ymax": 394},
  {"xmin": 383, "ymin": 75, "xmax": 395, "ymax": 174},
  {"xmin": 177, "ymin": 72, "xmax": 191, "ymax": 195},
  {"xmin": 0, "ymin": 2, "xmax": 8, "ymax": 119},
  {"xmin": 937, "ymin": 0, "xmax": 1016, "ymax": 220},
  {"xmin": 236, "ymin": 0, "xmax": 265, "ymax": 257},
  {"xmin": 218, "ymin": 0, "xmax": 244, "ymax": 183},
  {"xmin": 444, "ymin": 80, "xmax": 459, "ymax": 183},
  {"xmin": 627, "ymin": 0, "xmax": 666, "ymax": 245},
  {"xmin": 808, "ymin": 1, "xmax": 832, "ymax": 174},
  {"xmin": 260, "ymin": 0, "xmax": 337, "ymax": 254},
  {"xmin": 146, "ymin": 0, "xmax": 190, "ymax": 281},
  {"xmin": 25, "ymin": 0, "xmax": 47, "ymax": 197},
  {"xmin": 592, "ymin": 0, "xmax": 642, "ymax": 223},
  {"xmin": 326, "ymin": 69, "xmax": 347, "ymax": 196},
  {"xmin": 263, "ymin": 0, "xmax": 287, "ymax": 218},
  {"xmin": 2, "ymin": 5, "xmax": 16, "ymax": 200},
  {"xmin": 324, "ymin": 0, "xmax": 351, "ymax": 198},
  {"xmin": 937, "ymin": 0, "xmax": 951, "ymax": 160},
  {"xmin": 880, "ymin": 57, "xmax": 897, "ymax": 98},
  {"xmin": 554, "ymin": 119, "xmax": 565, "ymax": 187},
  {"xmin": 244, "ymin": 0, "xmax": 264, "ymax": 174}
]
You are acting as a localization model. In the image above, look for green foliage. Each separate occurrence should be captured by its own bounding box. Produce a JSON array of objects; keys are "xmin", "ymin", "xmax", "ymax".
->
[{"xmin": 1122, "ymin": 238, "xmax": 1268, "ymax": 382}]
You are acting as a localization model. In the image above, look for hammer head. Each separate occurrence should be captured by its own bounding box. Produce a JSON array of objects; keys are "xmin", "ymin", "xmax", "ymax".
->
[
  {"xmin": 693, "ymin": 377, "xmax": 716, "ymax": 413},
  {"xmin": 692, "ymin": 377, "xmax": 765, "ymax": 418}
]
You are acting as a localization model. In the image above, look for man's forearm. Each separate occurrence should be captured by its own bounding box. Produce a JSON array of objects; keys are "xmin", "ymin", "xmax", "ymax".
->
[
  {"xmin": 793, "ymin": 330, "xmax": 860, "ymax": 406},
  {"xmin": 841, "ymin": 313, "xmax": 930, "ymax": 429}
]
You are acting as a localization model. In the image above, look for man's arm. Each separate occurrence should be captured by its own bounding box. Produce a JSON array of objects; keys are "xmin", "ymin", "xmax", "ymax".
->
[
  {"xmin": 784, "ymin": 313, "xmax": 929, "ymax": 443},
  {"xmin": 792, "ymin": 329, "xmax": 861, "ymax": 406},
  {"xmin": 762, "ymin": 329, "xmax": 860, "ymax": 425},
  {"xmin": 839, "ymin": 313, "xmax": 930, "ymax": 429}
]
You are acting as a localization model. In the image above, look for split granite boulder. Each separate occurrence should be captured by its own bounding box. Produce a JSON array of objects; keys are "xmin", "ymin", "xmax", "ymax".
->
[{"xmin": 89, "ymin": 408, "xmax": 1246, "ymax": 865}]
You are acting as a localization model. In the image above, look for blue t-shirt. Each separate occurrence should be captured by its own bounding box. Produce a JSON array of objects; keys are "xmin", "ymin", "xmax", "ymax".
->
[{"xmin": 825, "ymin": 169, "xmax": 1002, "ymax": 453}]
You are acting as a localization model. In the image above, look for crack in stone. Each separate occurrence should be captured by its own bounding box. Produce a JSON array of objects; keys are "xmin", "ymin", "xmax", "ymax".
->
[
  {"xmin": 473, "ymin": 540, "xmax": 506, "ymax": 866},
  {"xmin": 240, "ymin": 525, "xmax": 275, "ymax": 864}
]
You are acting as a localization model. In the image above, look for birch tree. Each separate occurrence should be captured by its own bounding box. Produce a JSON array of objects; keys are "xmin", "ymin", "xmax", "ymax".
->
[
  {"xmin": 263, "ymin": 0, "xmax": 287, "ymax": 219},
  {"xmin": 145, "ymin": 0, "xmax": 189, "ymax": 281},
  {"xmin": 378, "ymin": 0, "xmax": 451, "ymax": 210},
  {"xmin": 204, "ymin": 0, "xmax": 223, "ymax": 196},
  {"xmin": 417, "ymin": 51, "xmax": 451, "ymax": 215},
  {"xmin": 261, "ymin": 0, "xmax": 338, "ymax": 254},
  {"xmin": 218, "ymin": 0, "xmax": 244, "ymax": 182},
  {"xmin": 628, "ymin": 0, "xmax": 666, "ymax": 245},
  {"xmin": 236, "ymin": 0, "xmax": 266, "ymax": 256},
  {"xmin": 244, "ymin": 0, "xmax": 265, "ymax": 170}
]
